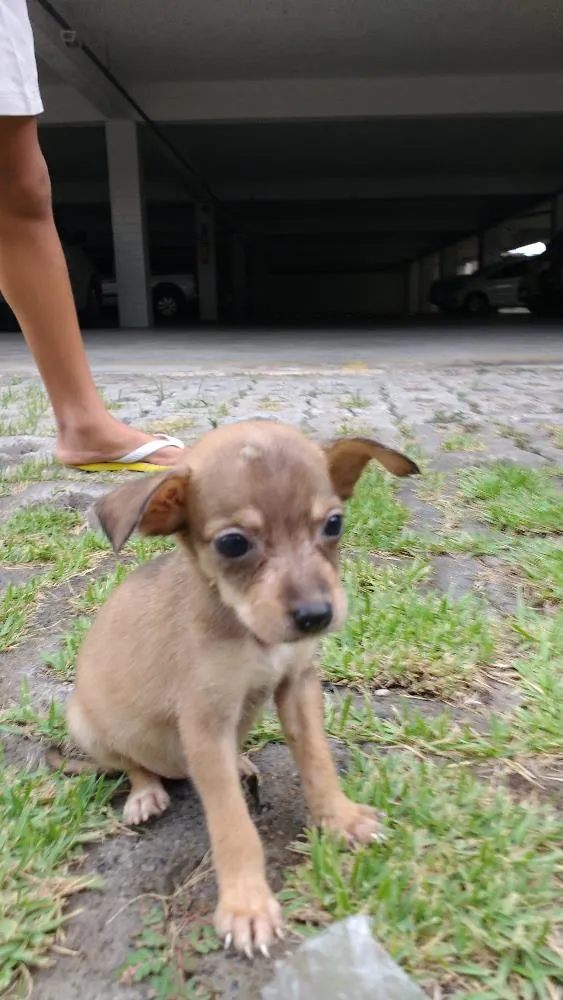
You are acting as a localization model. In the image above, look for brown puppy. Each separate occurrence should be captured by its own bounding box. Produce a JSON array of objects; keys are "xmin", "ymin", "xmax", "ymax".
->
[{"xmin": 62, "ymin": 420, "xmax": 418, "ymax": 956}]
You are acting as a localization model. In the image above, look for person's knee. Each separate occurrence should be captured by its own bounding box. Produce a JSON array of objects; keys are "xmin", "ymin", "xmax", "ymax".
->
[
  {"xmin": 0, "ymin": 120, "xmax": 52, "ymax": 221},
  {"xmin": 0, "ymin": 155, "xmax": 51, "ymax": 221}
]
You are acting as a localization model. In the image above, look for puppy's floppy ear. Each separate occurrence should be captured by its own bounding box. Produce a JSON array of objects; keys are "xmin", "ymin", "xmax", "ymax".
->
[
  {"xmin": 326, "ymin": 437, "xmax": 420, "ymax": 499},
  {"xmin": 93, "ymin": 468, "xmax": 190, "ymax": 554}
]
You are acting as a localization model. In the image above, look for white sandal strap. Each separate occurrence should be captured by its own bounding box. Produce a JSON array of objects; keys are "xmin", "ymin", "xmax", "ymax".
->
[{"xmin": 119, "ymin": 435, "xmax": 185, "ymax": 464}]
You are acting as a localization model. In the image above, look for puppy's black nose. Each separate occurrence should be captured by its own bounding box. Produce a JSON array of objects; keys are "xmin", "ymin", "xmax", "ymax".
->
[{"xmin": 291, "ymin": 602, "xmax": 333, "ymax": 634}]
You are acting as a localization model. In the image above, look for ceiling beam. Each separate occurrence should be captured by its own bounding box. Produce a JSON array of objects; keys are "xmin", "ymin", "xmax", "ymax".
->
[{"xmin": 131, "ymin": 74, "xmax": 563, "ymax": 122}]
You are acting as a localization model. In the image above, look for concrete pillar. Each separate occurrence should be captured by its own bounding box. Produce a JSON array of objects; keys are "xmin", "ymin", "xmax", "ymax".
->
[
  {"xmin": 407, "ymin": 260, "xmax": 421, "ymax": 314},
  {"xmin": 480, "ymin": 225, "xmax": 509, "ymax": 269},
  {"xmin": 105, "ymin": 120, "xmax": 152, "ymax": 328},
  {"xmin": 440, "ymin": 243, "xmax": 462, "ymax": 279},
  {"xmin": 419, "ymin": 253, "xmax": 440, "ymax": 313},
  {"xmin": 231, "ymin": 233, "xmax": 247, "ymax": 323},
  {"xmin": 195, "ymin": 204, "xmax": 218, "ymax": 322},
  {"xmin": 552, "ymin": 193, "xmax": 563, "ymax": 236}
]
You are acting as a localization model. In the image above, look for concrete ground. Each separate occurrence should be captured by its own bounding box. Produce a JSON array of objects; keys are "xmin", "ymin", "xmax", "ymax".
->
[{"xmin": 1, "ymin": 317, "xmax": 563, "ymax": 374}]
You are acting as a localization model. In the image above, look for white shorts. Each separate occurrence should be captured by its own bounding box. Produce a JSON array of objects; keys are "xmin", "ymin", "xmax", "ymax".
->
[{"xmin": 0, "ymin": 0, "xmax": 43, "ymax": 116}]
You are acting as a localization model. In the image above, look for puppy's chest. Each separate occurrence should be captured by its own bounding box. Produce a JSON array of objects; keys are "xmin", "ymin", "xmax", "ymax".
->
[{"xmin": 243, "ymin": 642, "xmax": 298, "ymax": 709}]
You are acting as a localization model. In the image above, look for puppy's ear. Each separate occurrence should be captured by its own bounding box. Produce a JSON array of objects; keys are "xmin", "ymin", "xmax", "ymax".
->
[
  {"xmin": 93, "ymin": 468, "xmax": 189, "ymax": 554},
  {"xmin": 326, "ymin": 437, "xmax": 419, "ymax": 499}
]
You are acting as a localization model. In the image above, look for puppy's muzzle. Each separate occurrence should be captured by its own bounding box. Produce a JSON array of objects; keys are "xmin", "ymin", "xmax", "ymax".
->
[{"xmin": 291, "ymin": 602, "xmax": 333, "ymax": 635}]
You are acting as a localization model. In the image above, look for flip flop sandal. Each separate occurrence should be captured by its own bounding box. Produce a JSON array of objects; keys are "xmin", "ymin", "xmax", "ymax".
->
[{"xmin": 69, "ymin": 433, "xmax": 186, "ymax": 473}]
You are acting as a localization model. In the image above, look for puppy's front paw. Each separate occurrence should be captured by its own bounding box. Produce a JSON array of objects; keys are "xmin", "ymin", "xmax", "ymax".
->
[
  {"xmin": 320, "ymin": 795, "xmax": 386, "ymax": 846},
  {"xmin": 123, "ymin": 783, "xmax": 171, "ymax": 825},
  {"xmin": 215, "ymin": 879, "xmax": 283, "ymax": 958}
]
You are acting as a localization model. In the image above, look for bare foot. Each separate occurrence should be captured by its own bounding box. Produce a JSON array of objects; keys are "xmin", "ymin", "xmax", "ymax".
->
[{"xmin": 56, "ymin": 413, "xmax": 185, "ymax": 468}]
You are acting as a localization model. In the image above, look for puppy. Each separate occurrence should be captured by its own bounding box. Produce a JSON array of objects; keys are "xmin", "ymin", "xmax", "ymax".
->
[{"xmin": 58, "ymin": 420, "xmax": 418, "ymax": 956}]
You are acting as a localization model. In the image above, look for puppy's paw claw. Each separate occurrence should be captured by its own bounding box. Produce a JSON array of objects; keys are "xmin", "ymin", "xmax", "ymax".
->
[
  {"xmin": 123, "ymin": 784, "xmax": 171, "ymax": 825},
  {"xmin": 321, "ymin": 797, "xmax": 386, "ymax": 847},
  {"xmin": 215, "ymin": 881, "xmax": 282, "ymax": 958}
]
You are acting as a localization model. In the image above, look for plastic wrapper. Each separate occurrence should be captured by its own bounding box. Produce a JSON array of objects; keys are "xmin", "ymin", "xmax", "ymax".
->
[{"xmin": 261, "ymin": 915, "xmax": 427, "ymax": 1000}]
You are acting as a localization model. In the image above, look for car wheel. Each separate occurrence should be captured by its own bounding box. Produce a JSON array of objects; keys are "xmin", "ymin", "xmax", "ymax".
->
[
  {"xmin": 80, "ymin": 277, "xmax": 103, "ymax": 328},
  {"xmin": 152, "ymin": 283, "xmax": 186, "ymax": 323},
  {"xmin": 463, "ymin": 291, "xmax": 490, "ymax": 316}
]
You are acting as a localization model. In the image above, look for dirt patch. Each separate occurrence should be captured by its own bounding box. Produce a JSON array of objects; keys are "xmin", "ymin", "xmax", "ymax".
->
[{"xmin": 31, "ymin": 744, "xmax": 312, "ymax": 1000}]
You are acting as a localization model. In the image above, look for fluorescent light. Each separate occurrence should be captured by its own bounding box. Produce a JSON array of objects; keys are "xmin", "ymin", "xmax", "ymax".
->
[{"xmin": 504, "ymin": 242, "xmax": 546, "ymax": 257}]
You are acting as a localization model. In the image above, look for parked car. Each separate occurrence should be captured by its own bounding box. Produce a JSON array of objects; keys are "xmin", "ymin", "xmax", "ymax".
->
[
  {"xmin": 0, "ymin": 236, "xmax": 102, "ymax": 328},
  {"xmin": 429, "ymin": 257, "xmax": 530, "ymax": 315},
  {"xmin": 102, "ymin": 272, "xmax": 197, "ymax": 323},
  {"xmin": 519, "ymin": 230, "xmax": 563, "ymax": 316},
  {"xmin": 101, "ymin": 246, "xmax": 198, "ymax": 324}
]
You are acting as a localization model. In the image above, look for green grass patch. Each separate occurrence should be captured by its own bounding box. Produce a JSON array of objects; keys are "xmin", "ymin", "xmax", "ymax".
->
[
  {"xmin": 505, "ymin": 538, "xmax": 563, "ymax": 604},
  {"xmin": 0, "ymin": 680, "xmax": 67, "ymax": 745},
  {"xmin": 72, "ymin": 562, "xmax": 130, "ymax": 613},
  {"xmin": 0, "ymin": 384, "xmax": 50, "ymax": 436},
  {"xmin": 0, "ymin": 458, "xmax": 61, "ymax": 496},
  {"xmin": 0, "ymin": 578, "xmax": 42, "ymax": 652},
  {"xmin": 283, "ymin": 752, "xmax": 563, "ymax": 999},
  {"xmin": 321, "ymin": 557, "xmax": 496, "ymax": 698},
  {"xmin": 441, "ymin": 432, "xmax": 485, "ymax": 453},
  {"xmin": 0, "ymin": 755, "xmax": 119, "ymax": 995},
  {"xmin": 42, "ymin": 617, "xmax": 93, "ymax": 681},
  {"xmin": 119, "ymin": 904, "xmax": 218, "ymax": 999},
  {"xmin": 343, "ymin": 466, "xmax": 411, "ymax": 554},
  {"xmin": 458, "ymin": 462, "xmax": 563, "ymax": 533},
  {"xmin": 0, "ymin": 506, "xmax": 83, "ymax": 564}
]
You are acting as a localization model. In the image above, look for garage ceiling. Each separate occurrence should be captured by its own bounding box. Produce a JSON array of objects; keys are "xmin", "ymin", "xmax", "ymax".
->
[{"xmin": 44, "ymin": 0, "xmax": 563, "ymax": 82}]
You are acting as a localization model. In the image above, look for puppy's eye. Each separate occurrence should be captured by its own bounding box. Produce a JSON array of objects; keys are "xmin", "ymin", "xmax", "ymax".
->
[
  {"xmin": 214, "ymin": 532, "xmax": 252, "ymax": 559},
  {"xmin": 323, "ymin": 513, "xmax": 343, "ymax": 539}
]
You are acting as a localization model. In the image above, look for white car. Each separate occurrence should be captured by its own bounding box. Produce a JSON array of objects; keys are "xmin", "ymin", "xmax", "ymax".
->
[
  {"xmin": 429, "ymin": 257, "xmax": 530, "ymax": 315},
  {"xmin": 102, "ymin": 272, "xmax": 198, "ymax": 323}
]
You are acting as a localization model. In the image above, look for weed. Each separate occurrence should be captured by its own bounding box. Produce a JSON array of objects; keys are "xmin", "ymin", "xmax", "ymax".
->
[{"xmin": 119, "ymin": 904, "xmax": 218, "ymax": 999}]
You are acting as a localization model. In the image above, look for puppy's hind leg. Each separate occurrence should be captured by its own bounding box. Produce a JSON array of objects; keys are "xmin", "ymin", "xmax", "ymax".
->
[
  {"xmin": 66, "ymin": 696, "xmax": 171, "ymax": 826},
  {"xmin": 122, "ymin": 767, "xmax": 171, "ymax": 825}
]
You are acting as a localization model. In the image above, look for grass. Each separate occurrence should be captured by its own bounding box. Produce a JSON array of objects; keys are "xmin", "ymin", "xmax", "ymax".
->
[
  {"xmin": 343, "ymin": 465, "xmax": 412, "ymax": 553},
  {"xmin": 505, "ymin": 538, "xmax": 563, "ymax": 604},
  {"xmin": 0, "ymin": 754, "xmax": 120, "ymax": 996},
  {"xmin": 0, "ymin": 578, "xmax": 42, "ymax": 652},
  {"xmin": 0, "ymin": 458, "xmax": 61, "ymax": 496},
  {"xmin": 118, "ymin": 904, "xmax": 219, "ymax": 999},
  {"xmin": 458, "ymin": 462, "xmax": 563, "ymax": 533},
  {"xmin": 441, "ymin": 431, "xmax": 485, "ymax": 452},
  {"xmin": 0, "ymin": 680, "xmax": 68, "ymax": 746},
  {"xmin": 321, "ymin": 556, "xmax": 497, "ymax": 698},
  {"xmin": 42, "ymin": 617, "xmax": 93, "ymax": 681},
  {"xmin": 283, "ymin": 752, "xmax": 563, "ymax": 999},
  {"xmin": 0, "ymin": 506, "xmax": 84, "ymax": 565},
  {"xmin": 0, "ymin": 384, "xmax": 50, "ymax": 436},
  {"xmin": 0, "ymin": 505, "xmax": 173, "ymax": 653}
]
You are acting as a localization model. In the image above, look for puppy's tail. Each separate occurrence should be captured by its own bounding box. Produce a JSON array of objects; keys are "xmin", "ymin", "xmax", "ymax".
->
[{"xmin": 46, "ymin": 745, "xmax": 101, "ymax": 776}]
